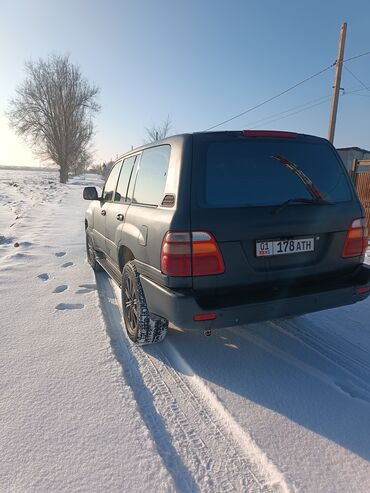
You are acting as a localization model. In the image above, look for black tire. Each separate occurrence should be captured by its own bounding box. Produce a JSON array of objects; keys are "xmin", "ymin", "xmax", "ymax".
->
[
  {"xmin": 122, "ymin": 261, "xmax": 168, "ymax": 345},
  {"xmin": 86, "ymin": 231, "xmax": 103, "ymax": 272}
]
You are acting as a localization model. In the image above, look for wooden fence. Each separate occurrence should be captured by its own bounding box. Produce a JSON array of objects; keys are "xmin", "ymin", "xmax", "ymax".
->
[{"xmin": 351, "ymin": 159, "xmax": 370, "ymax": 239}]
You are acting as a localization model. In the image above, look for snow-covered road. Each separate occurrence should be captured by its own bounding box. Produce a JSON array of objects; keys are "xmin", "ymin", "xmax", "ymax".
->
[{"xmin": 1, "ymin": 169, "xmax": 370, "ymax": 492}]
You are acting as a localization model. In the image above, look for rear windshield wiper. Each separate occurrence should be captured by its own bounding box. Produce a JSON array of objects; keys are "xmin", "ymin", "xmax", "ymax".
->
[
  {"xmin": 271, "ymin": 154, "xmax": 325, "ymax": 201},
  {"xmin": 273, "ymin": 197, "xmax": 333, "ymax": 215}
]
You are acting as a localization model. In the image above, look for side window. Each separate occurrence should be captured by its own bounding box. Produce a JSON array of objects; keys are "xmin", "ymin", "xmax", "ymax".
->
[
  {"xmin": 126, "ymin": 154, "xmax": 140, "ymax": 203},
  {"xmin": 133, "ymin": 145, "xmax": 171, "ymax": 206},
  {"xmin": 114, "ymin": 156, "xmax": 136, "ymax": 203},
  {"xmin": 103, "ymin": 161, "xmax": 122, "ymax": 201}
]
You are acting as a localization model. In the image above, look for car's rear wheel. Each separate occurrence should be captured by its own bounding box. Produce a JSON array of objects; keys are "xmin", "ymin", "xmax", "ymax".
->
[
  {"xmin": 86, "ymin": 232, "xmax": 103, "ymax": 272},
  {"xmin": 122, "ymin": 261, "xmax": 168, "ymax": 344}
]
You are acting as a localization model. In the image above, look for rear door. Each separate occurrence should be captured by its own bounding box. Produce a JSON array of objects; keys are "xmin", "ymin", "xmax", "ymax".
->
[
  {"xmin": 105, "ymin": 154, "xmax": 138, "ymax": 264},
  {"xmin": 124, "ymin": 145, "xmax": 172, "ymax": 270},
  {"xmin": 92, "ymin": 161, "xmax": 122, "ymax": 252},
  {"xmin": 191, "ymin": 132, "xmax": 363, "ymax": 293}
]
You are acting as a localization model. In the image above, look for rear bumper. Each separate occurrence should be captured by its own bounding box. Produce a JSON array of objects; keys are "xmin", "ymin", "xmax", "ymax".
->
[{"xmin": 140, "ymin": 265, "xmax": 370, "ymax": 330}]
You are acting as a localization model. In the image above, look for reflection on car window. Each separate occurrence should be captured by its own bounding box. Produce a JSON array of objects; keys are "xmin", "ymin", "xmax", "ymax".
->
[
  {"xmin": 115, "ymin": 156, "xmax": 136, "ymax": 202},
  {"xmin": 133, "ymin": 145, "xmax": 170, "ymax": 206},
  {"xmin": 103, "ymin": 161, "xmax": 121, "ymax": 201},
  {"xmin": 205, "ymin": 141, "xmax": 351, "ymax": 207}
]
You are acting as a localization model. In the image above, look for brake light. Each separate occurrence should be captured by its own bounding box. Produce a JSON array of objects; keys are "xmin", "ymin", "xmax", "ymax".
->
[
  {"xmin": 242, "ymin": 130, "xmax": 298, "ymax": 138},
  {"xmin": 193, "ymin": 313, "xmax": 217, "ymax": 321},
  {"xmin": 161, "ymin": 232, "xmax": 191, "ymax": 276},
  {"xmin": 342, "ymin": 218, "xmax": 368, "ymax": 258},
  {"xmin": 356, "ymin": 286, "xmax": 370, "ymax": 295},
  {"xmin": 161, "ymin": 231, "xmax": 225, "ymax": 276}
]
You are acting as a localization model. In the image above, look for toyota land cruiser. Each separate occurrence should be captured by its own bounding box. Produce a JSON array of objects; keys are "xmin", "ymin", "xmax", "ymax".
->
[{"xmin": 84, "ymin": 130, "xmax": 370, "ymax": 344}]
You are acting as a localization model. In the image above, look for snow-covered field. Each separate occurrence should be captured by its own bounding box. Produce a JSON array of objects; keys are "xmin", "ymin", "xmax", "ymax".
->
[{"xmin": 1, "ymin": 168, "xmax": 370, "ymax": 492}]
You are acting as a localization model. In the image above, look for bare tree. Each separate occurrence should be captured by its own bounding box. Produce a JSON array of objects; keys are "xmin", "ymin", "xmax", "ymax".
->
[
  {"xmin": 70, "ymin": 147, "xmax": 93, "ymax": 176},
  {"xmin": 7, "ymin": 54, "xmax": 100, "ymax": 183},
  {"xmin": 145, "ymin": 115, "xmax": 172, "ymax": 143}
]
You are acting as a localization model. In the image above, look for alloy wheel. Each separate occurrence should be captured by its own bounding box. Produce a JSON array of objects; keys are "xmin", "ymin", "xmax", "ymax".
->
[{"xmin": 124, "ymin": 276, "xmax": 138, "ymax": 335}]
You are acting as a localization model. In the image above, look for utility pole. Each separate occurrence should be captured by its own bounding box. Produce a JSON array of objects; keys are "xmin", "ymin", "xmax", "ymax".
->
[{"xmin": 328, "ymin": 22, "xmax": 347, "ymax": 143}]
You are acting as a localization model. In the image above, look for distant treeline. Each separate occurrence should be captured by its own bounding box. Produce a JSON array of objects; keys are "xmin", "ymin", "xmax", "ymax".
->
[{"xmin": 0, "ymin": 165, "xmax": 58, "ymax": 172}]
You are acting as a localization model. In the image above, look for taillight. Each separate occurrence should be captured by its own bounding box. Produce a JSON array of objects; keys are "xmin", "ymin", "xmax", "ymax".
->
[
  {"xmin": 192, "ymin": 232, "xmax": 224, "ymax": 275},
  {"xmin": 342, "ymin": 218, "xmax": 368, "ymax": 258},
  {"xmin": 161, "ymin": 232, "xmax": 191, "ymax": 276},
  {"xmin": 161, "ymin": 231, "xmax": 225, "ymax": 277}
]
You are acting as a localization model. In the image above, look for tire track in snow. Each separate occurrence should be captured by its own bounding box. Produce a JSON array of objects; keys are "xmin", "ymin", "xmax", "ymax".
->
[
  {"xmin": 156, "ymin": 341, "xmax": 290, "ymax": 493},
  {"xmin": 98, "ymin": 273, "xmax": 289, "ymax": 493},
  {"xmin": 96, "ymin": 273, "xmax": 197, "ymax": 493},
  {"xmin": 270, "ymin": 319, "xmax": 370, "ymax": 382},
  {"xmin": 231, "ymin": 320, "xmax": 370, "ymax": 405},
  {"xmin": 269, "ymin": 319, "xmax": 370, "ymax": 400}
]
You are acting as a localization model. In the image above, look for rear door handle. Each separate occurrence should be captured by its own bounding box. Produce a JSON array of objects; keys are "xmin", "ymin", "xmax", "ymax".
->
[
  {"xmin": 101, "ymin": 210, "xmax": 106, "ymax": 216},
  {"xmin": 116, "ymin": 213, "xmax": 124, "ymax": 221}
]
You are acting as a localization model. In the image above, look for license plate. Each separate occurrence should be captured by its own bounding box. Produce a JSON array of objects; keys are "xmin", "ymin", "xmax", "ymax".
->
[{"xmin": 256, "ymin": 238, "xmax": 314, "ymax": 257}]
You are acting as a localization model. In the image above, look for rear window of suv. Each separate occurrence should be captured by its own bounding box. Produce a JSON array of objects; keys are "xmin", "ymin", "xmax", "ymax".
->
[{"xmin": 204, "ymin": 140, "xmax": 352, "ymax": 207}]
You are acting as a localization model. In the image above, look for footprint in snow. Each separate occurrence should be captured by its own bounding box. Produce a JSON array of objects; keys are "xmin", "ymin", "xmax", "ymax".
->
[
  {"xmin": 53, "ymin": 285, "xmax": 68, "ymax": 293},
  {"xmin": 19, "ymin": 241, "xmax": 32, "ymax": 247},
  {"xmin": 37, "ymin": 273, "xmax": 49, "ymax": 281},
  {"xmin": 12, "ymin": 252, "xmax": 29, "ymax": 260},
  {"xmin": 0, "ymin": 236, "xmax": 14, "ymax": 245},
  {"xmin": 55, "ymin": 303, "xmax": 84, "ymax": 310},
  {"xmin": 76, "ymin": 283, "xmax": 96, "ymax": 294},
  {"xmin": 55, "ymin": 251, "xmax": 66, "ymax": 257},
  {"xmin": 61, "ymin": 261, "xmax": 73, "ymax": 268}
]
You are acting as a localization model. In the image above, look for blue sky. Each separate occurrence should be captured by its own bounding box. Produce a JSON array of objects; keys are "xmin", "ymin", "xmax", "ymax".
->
[{"xmin": 1, "ymin": 0, "xmax": 370, "ymax": 166}]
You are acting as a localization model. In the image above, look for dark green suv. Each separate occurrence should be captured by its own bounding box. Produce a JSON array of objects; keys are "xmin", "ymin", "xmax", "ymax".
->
[{"xmin": 84, "ymin": 130, "xmax": 370, "ymax": 344}]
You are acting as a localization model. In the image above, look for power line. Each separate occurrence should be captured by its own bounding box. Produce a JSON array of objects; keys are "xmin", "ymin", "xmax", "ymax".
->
[
  {"xmin": 246, "ymin": 86, "xmax": 365, "ymax": 129},
  {"xmin": 250, "ymin": 97, "xmax": 331, "ymax": 128},
  {"xmin": 348, "ymin": 92, "xmax": 370, "ymax": 99},
  {"xmin": 343, "ymin": 85, "xmax": 370, "ymax": 95},
  {"xmin": 202, "ymin": 49, "xmax": 370, "ymax": 133},
  {"xmin": 246, "ymin": 94, "xmax": 331, "ymax": 128},
  {"xmin": 245, "ymin": 84, "xmax": 366, "ymax": 128},
  {"xmin": 343, "ymin": 65, "xmax": 370, "ymax": 92},
  {"xmin": 202, "ymin": 62, "xmax": 336, "ymax": 131},
  {"xmin": 343, "ymin": 50, "xmax": 370, "ymax": 63}
]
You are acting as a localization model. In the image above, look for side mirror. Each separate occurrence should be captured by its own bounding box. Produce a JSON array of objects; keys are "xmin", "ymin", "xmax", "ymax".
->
[{"xmin": 83, "ymin": 186, "xmax": 99, "ymax": 200}]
